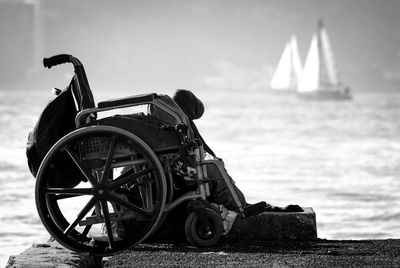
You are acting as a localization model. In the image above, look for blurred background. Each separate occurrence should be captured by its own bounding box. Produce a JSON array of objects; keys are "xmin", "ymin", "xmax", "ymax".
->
[
  {"xmin": 0, "ymin": 0, "xmax": 399, "ymax": 266},
  {"xmin": 2, "ymin": 0, "xmax": 400, "ymax": 92}
]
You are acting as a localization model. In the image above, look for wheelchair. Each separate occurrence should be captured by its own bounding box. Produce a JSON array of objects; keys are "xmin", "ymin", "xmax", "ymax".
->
[{"xmin": 33, "ymin": 54, "xmax": 265, "ymax": 256}]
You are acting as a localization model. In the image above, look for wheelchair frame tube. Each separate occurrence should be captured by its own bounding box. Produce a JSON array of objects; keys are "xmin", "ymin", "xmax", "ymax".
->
[
  {"xmin": 164, "ymin": 144, "xmax": 210, "ymax": 213},
  {"xmin": 197, "ymin": 145, "xmax": 210, "ymax": 197},
  {"xmin": 164, "ymin": 191, "xmax": 203, "ymax": 213},
  {"xmin": 75, "ymin": 100, "xmax": 184, "ymax": 128}
]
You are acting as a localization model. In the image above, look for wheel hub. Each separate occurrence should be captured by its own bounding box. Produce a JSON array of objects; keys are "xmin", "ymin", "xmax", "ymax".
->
[{"xmin": 93, "ymin": 185, "xmax": 109, "ymax": 199}]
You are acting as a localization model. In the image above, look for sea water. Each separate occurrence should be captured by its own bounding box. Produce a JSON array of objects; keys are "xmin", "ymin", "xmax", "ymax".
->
[{"xmin": 1, "ymin": 88, "xmax": 399, "ymax": 265}]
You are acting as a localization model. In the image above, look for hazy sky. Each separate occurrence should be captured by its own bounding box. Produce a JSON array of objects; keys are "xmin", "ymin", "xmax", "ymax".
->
[{"xmin": 4, "ymin": 0, "xmax": 400, "ymax": 93}]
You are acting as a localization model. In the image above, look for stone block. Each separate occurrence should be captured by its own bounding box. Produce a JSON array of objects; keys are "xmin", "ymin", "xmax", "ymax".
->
[
  {"xmin": 150, "ymin": 207, "xmax": 317, "ymax": 243},
  {"xmin": 6, "ymin": 241, "xmax": 80, "ymax": 268},
  {"xmin": 6, "ymin": 240, "xmax": 100, "ymax": 268},
  {"xmin": 228, "ymin": 207, "xmax": 317, "ymax": 241}
]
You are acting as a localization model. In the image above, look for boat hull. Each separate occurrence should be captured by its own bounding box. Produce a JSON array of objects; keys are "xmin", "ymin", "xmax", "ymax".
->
[{"xmin": 297, "ymin": 88, "xmax": 352, "ymax": 100}]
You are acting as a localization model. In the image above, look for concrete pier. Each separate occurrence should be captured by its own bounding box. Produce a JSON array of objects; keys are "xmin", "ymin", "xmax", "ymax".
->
[
  {"xmin": 6, "ymin": 240, "xmax": 82, "ymax": 268},
  {"xmin": 103, "ymin": 239, "xmax": 400, "ymax": 267},
  {"xmin": 6, "ymin": 208, "xmax": 317, "ymax": 267},
  {"xmin": 5, "ymin": 239, "xmax": 102, "ymax": 268}
]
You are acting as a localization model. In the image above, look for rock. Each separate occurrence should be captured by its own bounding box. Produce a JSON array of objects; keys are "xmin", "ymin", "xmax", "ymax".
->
[
  {"xmin": 5, "ymin": 240, "xmax": 98, "ymax": 268},
  {"xmin": 149, "ymin": 206, "xmax": 317, "ymax": 243},
  {"xmin": 228, "ymin": 207, "xmax": 317, "ymax": 241}
]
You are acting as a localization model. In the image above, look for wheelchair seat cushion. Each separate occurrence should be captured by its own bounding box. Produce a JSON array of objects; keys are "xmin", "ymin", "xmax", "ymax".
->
[{"xmin": 96, "ymin": 114, "xmax": 181, "ymax": 153}]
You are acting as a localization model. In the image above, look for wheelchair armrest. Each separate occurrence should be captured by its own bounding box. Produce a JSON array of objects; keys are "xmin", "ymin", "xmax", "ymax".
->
[{"xmin": 98, "ymin": 93, "xmax": 158, "ymax": 109}]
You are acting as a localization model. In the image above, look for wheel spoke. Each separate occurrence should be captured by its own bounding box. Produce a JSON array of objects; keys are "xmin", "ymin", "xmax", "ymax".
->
[
  {"xmin": 100, "ymin": 135, "xmax": 117, "ymax": 184},
  {"xmin": 63, "ymin": 197, "xmax": 96, "ymax": 236},
  {"xmin": 82, "ymin": 209, "xmax": 97, "ymax": 237},
  {"xmin": 45, "ymin": 187, "xmax": 93, "ymax": 196},
  {"xmin": 109, "ymin": 166, "xmax": 154, "ymax": 190},
  {"xmin": 63, "ymin": 146, "xmax": 98, "ymax": 186},
  {"xmin": 100, "ymin": 200, "xmax": 115, "ymax": 249},
  {"xmin": 54, "ymin": 195, "xmax": 76, "ymax": 200},
  {"xmin": 108, "ymin": 194, "xmax": 152, "ymax": 218}
]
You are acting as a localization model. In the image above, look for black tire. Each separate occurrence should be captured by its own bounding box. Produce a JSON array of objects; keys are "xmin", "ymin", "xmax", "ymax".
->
[
  {"xmin": 35, "ymin": 126, "xmax": 167, "ymax": 255},
  {"xmin": 185, "ymin": 208, "xmax": 223, "ymax": 247}
]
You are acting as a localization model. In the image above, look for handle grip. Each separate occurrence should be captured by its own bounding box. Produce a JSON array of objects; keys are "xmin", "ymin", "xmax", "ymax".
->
[{"xmin": 43, "ymin": 54, "xmax": 71, "ymax": 69}]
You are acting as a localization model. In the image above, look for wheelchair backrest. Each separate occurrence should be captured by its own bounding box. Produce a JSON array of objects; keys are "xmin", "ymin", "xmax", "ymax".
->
[{"xmin": 69, "ymin": 67, "xmax": 95, "ymax": 112}]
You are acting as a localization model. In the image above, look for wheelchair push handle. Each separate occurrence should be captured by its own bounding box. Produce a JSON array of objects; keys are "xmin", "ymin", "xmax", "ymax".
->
[
  {"xmin": 43, "ymin": 54, "xmax": 71, "ymax": 69},
  {"xmin": 43, "ymin": 54, "xmax": 95, "ymax": 112},
  {"xmin": 43, "ymin": 54, "xmax": 86, "ymax": 72}
]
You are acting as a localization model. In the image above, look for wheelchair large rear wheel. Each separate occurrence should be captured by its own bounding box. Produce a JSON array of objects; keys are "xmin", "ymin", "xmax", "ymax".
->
[{"xmin": 35, "ymin": 126, "xmax": 167, "ymax": 255}]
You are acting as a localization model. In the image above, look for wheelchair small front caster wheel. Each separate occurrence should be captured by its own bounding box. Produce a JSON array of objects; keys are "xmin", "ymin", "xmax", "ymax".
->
[{"xmin": 185, "ymin": 208, "xmax": 223, "ymax": 247}]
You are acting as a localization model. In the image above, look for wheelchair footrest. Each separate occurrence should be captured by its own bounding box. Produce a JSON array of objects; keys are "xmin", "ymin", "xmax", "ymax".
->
[
  {"xmin": 79, "ymin": 212, "xmax": 137, "ymax": 226},
  {"xmin": 243, "ymin": 201, "xmax": 267, "ymax": 218}
]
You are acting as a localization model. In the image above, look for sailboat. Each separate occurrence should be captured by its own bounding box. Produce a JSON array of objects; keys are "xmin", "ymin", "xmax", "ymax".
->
[
  {"xmin": 297, "ymin": 20, "xmax": 352, "ymax": 99},
  {"xmin": 270, "ymin": 35, "xmax": 302, "ymax": 92}
]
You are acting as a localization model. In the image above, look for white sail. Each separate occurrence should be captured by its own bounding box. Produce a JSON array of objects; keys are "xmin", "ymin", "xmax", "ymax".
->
[
  {"xmin": 270, "ymin": 35, "xmax": 302, "ymax": 91},
  {"xmin": 270, "ymin": 42, "xmax": 292, "ymax": 90},
  {"xmin": 297, "ymin": 34, "xmax": 319, "ymax": 92},
  {"xmin": 289, "ymin": 35, "xmax": 303, "ymax": 85},
  {"xmin": 319, "ymin": 26, "xmax": 340, "ymax": 87}
]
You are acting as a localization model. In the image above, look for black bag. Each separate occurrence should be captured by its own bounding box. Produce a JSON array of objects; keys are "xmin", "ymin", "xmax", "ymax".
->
[{"xmin": 26, "ymin": 87, "xmax": 77, "ymax": 178}]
